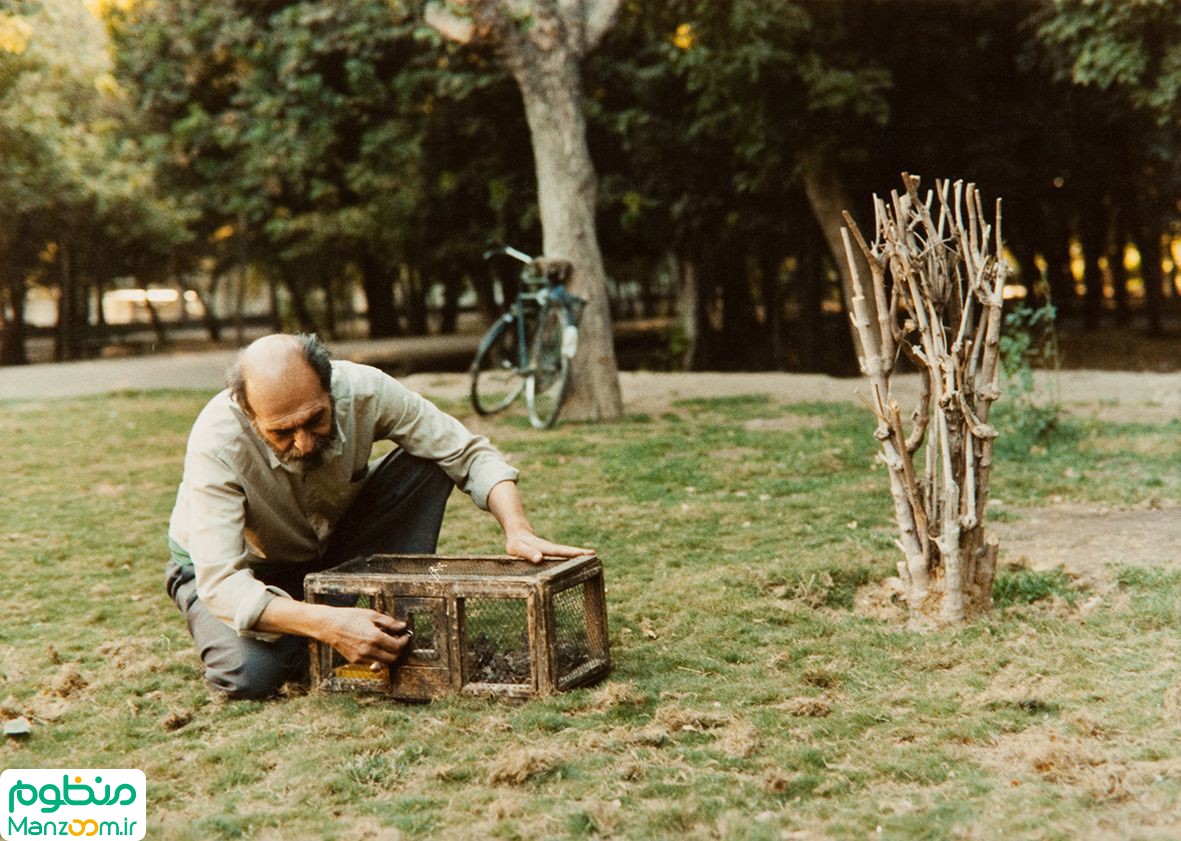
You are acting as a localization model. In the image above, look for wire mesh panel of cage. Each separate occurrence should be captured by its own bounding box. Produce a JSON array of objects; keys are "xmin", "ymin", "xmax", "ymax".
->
[{"xmin": 305, "ymin": 554, "xmax": 609, "ymax": 701}]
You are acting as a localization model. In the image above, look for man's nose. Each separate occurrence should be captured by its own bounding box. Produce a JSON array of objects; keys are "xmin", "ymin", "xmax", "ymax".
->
[{"xmin": 293, "ymin": 428, "xmax": 315, "ymax": 454}]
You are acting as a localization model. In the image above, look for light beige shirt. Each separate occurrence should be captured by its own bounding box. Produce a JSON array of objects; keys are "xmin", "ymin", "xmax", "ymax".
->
[{"xmin": 168, "ymin": 360, "xmax": 518, "ymax": 634}]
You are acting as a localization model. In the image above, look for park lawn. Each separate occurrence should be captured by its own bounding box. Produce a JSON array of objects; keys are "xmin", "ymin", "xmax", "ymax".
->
[{"xmin": 2, "ymin": 388, "xmax": 1181, "ymax": 840}]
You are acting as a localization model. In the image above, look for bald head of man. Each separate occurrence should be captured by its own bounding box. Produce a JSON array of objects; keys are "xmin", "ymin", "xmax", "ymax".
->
[{"xmin": 228, "ymin": 333, "xmax": 336, "ymax": 466}]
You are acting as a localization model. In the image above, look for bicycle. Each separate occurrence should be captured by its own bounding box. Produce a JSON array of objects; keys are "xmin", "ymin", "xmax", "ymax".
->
[{"xmin": 470, "ymin": 244, "xmax": 584, "ymax": 429}]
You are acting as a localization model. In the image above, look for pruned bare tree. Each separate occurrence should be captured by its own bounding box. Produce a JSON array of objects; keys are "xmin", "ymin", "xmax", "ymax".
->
[{"xmin": 841, "ymin": 174, "xmax": 1008, "ymax": 627}]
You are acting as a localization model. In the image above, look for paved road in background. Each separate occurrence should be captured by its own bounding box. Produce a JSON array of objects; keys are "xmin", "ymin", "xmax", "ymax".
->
[
  {"xmin": 0, "ymin": 334, "xmax": 479, "ymax": 401},
  {"xmin": 2, "ymin": 334, "xmax": 1179, "ymax": 426}
]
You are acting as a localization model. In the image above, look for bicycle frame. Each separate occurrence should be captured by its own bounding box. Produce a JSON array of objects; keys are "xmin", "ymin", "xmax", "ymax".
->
[
  {"xmin": 485, "ymin": 245, "xmax": 584, "ymax": 369},
  {"xmin": 471, "ymin": 244, "xmax": 586, "ymax": 426}
]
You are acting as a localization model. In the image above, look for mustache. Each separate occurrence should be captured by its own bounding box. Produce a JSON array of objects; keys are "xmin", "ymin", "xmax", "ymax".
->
[{"xmin": 277, "ymin": 427, "xmax": 337, "ymax": 465}]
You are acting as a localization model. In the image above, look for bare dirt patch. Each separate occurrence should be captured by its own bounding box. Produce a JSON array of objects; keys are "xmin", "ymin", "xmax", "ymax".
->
[
  {"xmin": 398, "ymin": 369, "xmax": 1181, "ymax": 425},
  {"xmin": 973, "ymin": 725, "xmax": 1129, "ymax": 801},
  {"xmin": 991, "ymin": 502, "xmax": 1181, "ymax": 589},
  {"xmin": 742, "ymin": 416, "xmax": 825, "ymax": 433},
  {"xmin": 853, "ymin": 502, "xmax": 1181, "ymax": 621}
]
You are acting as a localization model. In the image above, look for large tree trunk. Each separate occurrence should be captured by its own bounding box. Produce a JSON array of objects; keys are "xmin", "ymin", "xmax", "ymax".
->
[
  {"xmin": 182, "ymin": 273, "xmax": 222, "ymax": 342},
  {"xmin": 439, "ymin": 269, "xmax": 464, "ymax": 335},
  {"xmin": 1080, "ymin": 207, "xmax": 1108, "ymax": 330},
  {"xmin": 400, "ymin": 266, "xmax": 429, "ymax": 336},
  {"xmin": 359, "ymin": 254, "xmax": 400, "ymax": 338},
  {"xmin": 55, "ymin": 240, "xmax": 83, "ymax": 361},
  {"xmin": 508, "ymin": 40, "xmax": 622, "ymax": 420},
  {"xmin": 1134, "ymin": 227, "xmax": 1166, "ymax": 337},
  {"xmin": 0, "ymin": 269, "xmax": 29, "ymax": 366},
  {"xmin": 674, "ymin": 255, "xmax": 704, "ymax": 371},
  {"xmin": 800, "ymin": 156, "xmax": 879, "ymax": 366},
  {"xmin": 427, "ymin": 0, "xmax": 623, "ymax": 422},
  {"xmin": 796, "ymin": 220, "xmax": 826, "ymax": 373}
]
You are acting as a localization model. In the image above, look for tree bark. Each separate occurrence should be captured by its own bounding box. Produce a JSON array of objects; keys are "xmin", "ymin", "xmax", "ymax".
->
[
  {"xmin": 674, "ymin": 256, "xmax": 703, "ymax": 371},
  {"xmin": 427, "ymin": 0, "xmax": 623, "ymax": 422},
  {"xmin": 842, "ymin": 176, "xmax": 1007, "ymax": 627},
  {"xmin": 507, "ymin": 34, "xmax": 623, "ymax": 419},
  {"xmin": 182, "ymin": 274, "xmax": 222, "ymax": 342},
  {"xmin": 55, "ymin": 240, "xmax": 80, "ymax": 361},
  {"xmin": 439, "ymin": 270, "xmax": 464, "ymax": 335},
  {"xmin": 401, "ymin": 267, "xmax": 429, "ymax": 336},
  {"xmin": 358, "ymin": 254, "xmax": 401, "ymax": 338},
  {"xmin": 281, "ymin": 272, "xmax": 317, "ymax": 333},
  {"xmin": 1080, "ymin": 207, "xmax": 1109, "ymax": 330},
  {"xmin": 0, "ymin": 269, "xmax": 29, "ymax": 366},
  {"xmin": 796, "ymin": 222, "xmax": 825, "ymax": 372},
  {"xmin": 1133, "ymin": 225, "xmax": 1165, "ymax": 337},
  {"xmin": 143, "ymin": 293, "xmax": 169, "ymax": 347},
  {"xmin": 760, "ymin": 251, "xmax": 785, "ymax": 370},
  {"xmin": 800, "ymin": 155, "xmax": 880, "ymax": 366}
]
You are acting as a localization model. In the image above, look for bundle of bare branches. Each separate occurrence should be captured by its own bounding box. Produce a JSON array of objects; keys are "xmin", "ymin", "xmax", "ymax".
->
[{"xmin": 841, "ymin": 173, "xmax": 1008, "ymax": 627}]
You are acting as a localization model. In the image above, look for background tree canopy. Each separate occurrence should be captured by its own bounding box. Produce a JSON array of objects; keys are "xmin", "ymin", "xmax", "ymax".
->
[{"xmin": 2, "ymin": 0, "xmax": 1178, "ymax": 368}]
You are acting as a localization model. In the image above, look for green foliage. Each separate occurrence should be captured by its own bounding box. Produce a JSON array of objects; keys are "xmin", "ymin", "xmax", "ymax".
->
[
  {"xmin": 101, "ymin": 0, "xmax": 540, "ymax": 334},
  {"xmin": 4, "ymin": 0, "xmax": 1179, "ymax": 367},
  {"xmin": 587, "ymin": 1, "xmax": 891, "ymax": 254},
  {"xmin": 1037, "ymin": 0, "xmax": 1181, "ymax": 127},
  {"xmin": 993, "ymin": 568, "xmax": 1076, "ymax": 608},
  {"xmin": 997, "ymin": 299, "xmax": 1065, "ymax": 454},
  {"xmin": 0, "ymin": 0, "xmax": 189, "ymax": 341}
]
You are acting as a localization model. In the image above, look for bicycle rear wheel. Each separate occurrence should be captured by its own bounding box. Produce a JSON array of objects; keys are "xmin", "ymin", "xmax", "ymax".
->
[
  {"xmin": 526, "ymin": 304, "xmax": 574, "ymax": 429},
  {"xmin": 471, "ymin": 316, "xmax": 525, "ymax": 415}
]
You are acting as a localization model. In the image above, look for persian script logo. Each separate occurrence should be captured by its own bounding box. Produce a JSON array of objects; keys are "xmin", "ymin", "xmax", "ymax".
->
[{"xmin": 1, "ymin": 769, "xmax": 145, "ymax": 840}]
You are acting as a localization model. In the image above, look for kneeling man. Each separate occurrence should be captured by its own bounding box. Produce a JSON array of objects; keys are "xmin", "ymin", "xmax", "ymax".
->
[{"xmin": 165, "ymin": 333, "xmax": 589, "ymax": 698}]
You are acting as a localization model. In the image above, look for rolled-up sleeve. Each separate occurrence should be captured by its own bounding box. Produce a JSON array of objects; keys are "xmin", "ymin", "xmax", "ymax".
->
[
  {"xmin": 367, "ymin": 368, "xmax": 519, "ymax": 510},
  {"xmin": 185, "ymin": 448, "xmax": 291, "ymax": 635}
]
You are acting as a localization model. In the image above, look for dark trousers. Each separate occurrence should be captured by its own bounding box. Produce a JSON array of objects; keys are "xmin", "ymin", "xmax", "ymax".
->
[{"xmin": 165, "ymin": 450, "xmax": 454, "ymax": 699}]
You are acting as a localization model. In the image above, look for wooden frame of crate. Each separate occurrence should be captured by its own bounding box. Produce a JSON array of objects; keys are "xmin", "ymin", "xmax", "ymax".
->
[{"xmin": 305, "ymin": 553, "xmax": 609, "ymax": 701}]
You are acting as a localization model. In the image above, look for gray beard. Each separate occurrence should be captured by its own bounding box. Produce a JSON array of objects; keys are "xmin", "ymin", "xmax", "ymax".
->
[{"xmin": 257, "ymin": 400, "xmax": 338, "ymax": 472}]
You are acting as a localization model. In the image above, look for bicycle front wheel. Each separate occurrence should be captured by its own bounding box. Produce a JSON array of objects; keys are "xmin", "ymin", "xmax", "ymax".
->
[
  {"xmin": 471, "ymin": 316, "xmax": 525, "ymax": 415},
  {"xmin": 525, "ymin": 304, "xmax": 574, "ymax": 429}
]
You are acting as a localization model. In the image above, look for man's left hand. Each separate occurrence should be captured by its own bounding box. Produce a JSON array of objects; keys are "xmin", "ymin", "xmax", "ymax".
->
[
  {"xmin": 505, "ymin": 531, "xmax": 593, "ymax": 564},
  {"xmin": 489, "ymin": 479, "xmax": 593, "ymax": 563}
]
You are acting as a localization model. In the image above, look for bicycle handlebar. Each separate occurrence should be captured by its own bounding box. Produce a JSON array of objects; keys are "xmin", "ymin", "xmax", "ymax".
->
[
  {"xmin": 484, "ymin": 243, "xmax": 573, "ymax": 287},
  {"xmin": 483, "ymin": 241, "xmax": 534, "ymax": 265}
]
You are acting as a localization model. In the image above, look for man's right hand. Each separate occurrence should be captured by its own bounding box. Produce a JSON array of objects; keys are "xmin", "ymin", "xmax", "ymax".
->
[
  {"xmin": 321, "ymin": 607, "xmax": 412, "ymax": 665},
  {"xmin": 256, "ymin": 599, "xmax": 411, "ymax": 666}
]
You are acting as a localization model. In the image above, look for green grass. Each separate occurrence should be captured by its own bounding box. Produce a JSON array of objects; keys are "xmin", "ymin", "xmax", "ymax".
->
[{"xmin": 2, "ymin": 389, "xmax": 1180, "ymax": 839}]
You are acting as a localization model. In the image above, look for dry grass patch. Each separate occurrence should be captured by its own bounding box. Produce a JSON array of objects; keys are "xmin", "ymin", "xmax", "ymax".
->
[
  {"xmin": 973, "ymin": 725, "xmax": 1132, "ymax": 802},
  {"xmin": 487, "ymin": 747, "xmax": 564, "ymax": 785},
  {"xmin": 775, "ymin": 696, "xmax": 833, "ymax": 718},
  {"xmin": 585, "ymin": 679, "xmax": 648, "ymax": 711},
  {"xmin": 653, "ymin": 704, "xmax": 733, "ymax": 732},
  {"xmin": 717, "ymin": 720, "xmax": 761, "ymax": 759}
]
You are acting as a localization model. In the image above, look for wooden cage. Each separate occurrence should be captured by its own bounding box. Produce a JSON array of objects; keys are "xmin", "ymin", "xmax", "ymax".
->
[{"xmin": 305, "ymin": 553, "xmax": 609, "ymax": 701}]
